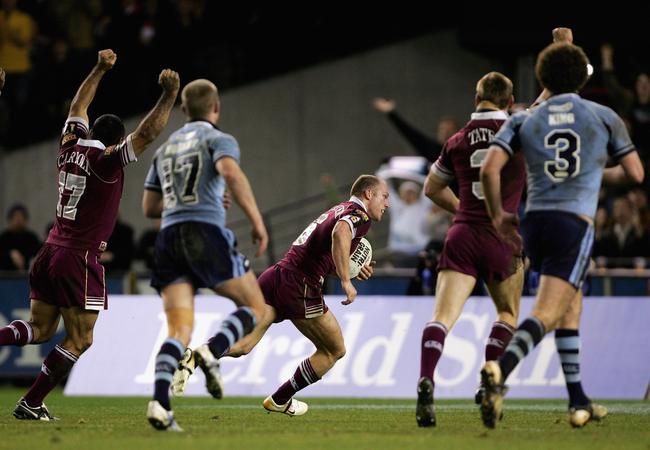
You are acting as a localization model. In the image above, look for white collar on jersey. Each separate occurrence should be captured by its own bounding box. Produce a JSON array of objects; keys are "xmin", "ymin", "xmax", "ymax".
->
[
  {"xmin": 349, "ymin": 195, "xmax": 368, "ymax": 211},
  {"xmin": 77, "ymin": 138, "xmax": 106, "ymax": 150},
  {"xmin": 470, "ymin": 110, "xmax": 509, "ymax": 121}
]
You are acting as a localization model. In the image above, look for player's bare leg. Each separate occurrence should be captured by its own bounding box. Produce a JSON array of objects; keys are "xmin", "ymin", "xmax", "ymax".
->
[
  {"xmin": 476, "ymin": 264, "xmax": 523, "ymax": 405},
  {"xmin": 417, "ymin": 270, "xmax": 476, "ymax": 427},
  {"xmin": 15, "ymin": 306, "xmax": 98, "ymax": 421},
  {"xmin": 0, "ymin": 299, "xmax": 60, "ymax": 348},
  {"xmin": 262, "ymin": 311, "xmax": 345, "ymax": 416},
  {"xmin": 148, "ymin": 282, "xmax": 194, "ymax": 431},
  {"xmin": 181, "ymin": 271, "xmax": 265, "ymax": 399},
  {"xmin": 481, "ymin": 275, "xmax": 575, "ymax": 428},
  {"xmin": 556, "ymin": 291, "xmax": 607, "ymax": 427},
  {"xmin": 172, "ymin": 305, "xmax": 277, "ymax": 397}
]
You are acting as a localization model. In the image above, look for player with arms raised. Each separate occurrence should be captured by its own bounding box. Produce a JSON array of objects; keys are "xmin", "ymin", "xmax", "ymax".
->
[
  {"xmin": 415, "ymin": 72, "xmax": 526, "ymax": 427},
  {"xmin": 480, "ymin": 42, "xmax": 644, "ymax": 428},
  {"xmin": 0, "ymin": 50, "xmax": 179, "ymax": 420},
  {"xmin": 173, "ymin": 175, "xmax": 389, "ymax": 416}
]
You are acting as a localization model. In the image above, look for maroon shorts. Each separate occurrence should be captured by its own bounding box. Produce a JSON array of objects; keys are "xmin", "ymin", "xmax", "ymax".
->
[
  {"xmin": 258, "ymin": 265, "xmax": 327, "ymax": 323},
  {"xmin": 438, "ymin": 222, "xmax": 521, "ymax": 283},
  {"xmin": 29, "ymin": 244, "xmax": 107, "ymax": 311}
]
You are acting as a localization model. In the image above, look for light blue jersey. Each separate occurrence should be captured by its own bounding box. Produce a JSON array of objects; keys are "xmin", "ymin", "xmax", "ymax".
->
[
  {"xmin": 145, "ymin": 120, "xmax": 240, "ymax": 229},
  {"xmin": 492, "ymin": 93, "xmax": 635, "ymax": 219}
]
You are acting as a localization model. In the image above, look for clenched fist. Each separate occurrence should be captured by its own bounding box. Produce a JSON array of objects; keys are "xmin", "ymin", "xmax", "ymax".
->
[
  {"xmin": 158, "ymin": 69, "xmax": 180, "ymax": 93},
  {"xmin": 97, "ymin": 49, "xmax": 117, "ymax": 71}
]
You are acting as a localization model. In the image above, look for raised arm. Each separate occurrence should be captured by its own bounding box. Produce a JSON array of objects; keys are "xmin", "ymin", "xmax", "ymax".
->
[
  {"xmin": 216, "ymin": 157, "xmax": 268, "ymax": 256},
  {"xmin": 68, "ymin": 49, "xmax": 117, "ymax": 122},
  {"xmin": 531, "ymin": 28, "xmax": 574, "ymax": 107},
  {"xmin": 130, "ymin": 69, "xmax": 180, "ymax": 157}
]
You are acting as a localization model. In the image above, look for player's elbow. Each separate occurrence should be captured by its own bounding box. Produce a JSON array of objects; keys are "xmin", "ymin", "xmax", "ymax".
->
[
  {"xmin": 142, "ymin": 192, "xmax": 163, "ymax": 218},
  {"xmin": 629, "ymin": 165, "xmax": 645, "ymax": 185}
]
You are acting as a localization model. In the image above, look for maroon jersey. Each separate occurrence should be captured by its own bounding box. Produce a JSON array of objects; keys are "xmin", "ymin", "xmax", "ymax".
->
[
  {"xmin": 277, "ymin": 198, "xmax": 372, "ymax": 284},
  {"xmin": 431, "ymin": 110, "xmax": 525, "ymax": 224},
  {"xmin": 46, "ymin": 117, "xmax": 137, "ymax": 253}
]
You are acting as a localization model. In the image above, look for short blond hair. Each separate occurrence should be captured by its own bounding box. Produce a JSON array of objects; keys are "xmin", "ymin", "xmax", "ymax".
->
[
  {"xmin": 350, "ymin": 175, "xmax": 381, "ymax": 197},
  {"xmin": 476, "ymin": 72, "xmax": 513, "ymax": 109},
  {"xmin": 181, "ymin": 79, "xmax": 219, "ymax": 119}
]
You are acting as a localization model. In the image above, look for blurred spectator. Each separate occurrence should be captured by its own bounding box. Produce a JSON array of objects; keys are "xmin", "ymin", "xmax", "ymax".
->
[
  {"xmin": 47, "ymin": 0, "xmax": 102, "ymax": 67},
  {"xmin": 137, "ymin": 218, "xmax": 160, "ymax": 270},
  {"xmin": 0, "ymin": 203, "xmax": 41, "ymax": 271},
  {"xmin": 601, "ymin": 44, "xmax": 650, "ymax": 159},
  {"xmin": 593, "ymin": 195, "xmax": 650, "ymax": 267},
  {"xmin": 0, "ymin": 0, "xmax": 37, "ymax": 143},
  {"xmin": 372, "ymin": 97, "xmax": 458, "ymax": 163},
  {"xmin": 100, "ymin": 217, "xmax": 135, "ymax": 273}
]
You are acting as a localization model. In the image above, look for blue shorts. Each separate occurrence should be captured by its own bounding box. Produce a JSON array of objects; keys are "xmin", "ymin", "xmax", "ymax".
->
[
  {"xmin": 151, "ymin": 221, "xmax": 250, "ymax": 292},
  {"xmin": 521, "ymin": 211, "xmax": 594, "ymax": 289}
]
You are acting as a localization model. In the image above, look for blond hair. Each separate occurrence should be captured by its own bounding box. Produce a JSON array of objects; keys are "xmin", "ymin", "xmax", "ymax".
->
[
  {"xmin": 476, "ymin": 72, "xmax": 513, "ymax": 109},
  {"xmin": 350, "ymin": 175, "xmax": 381, "ymax": 197},
  {"xmin": 181, "ymin": 79, "xmax": 219, "ymax": 119}
]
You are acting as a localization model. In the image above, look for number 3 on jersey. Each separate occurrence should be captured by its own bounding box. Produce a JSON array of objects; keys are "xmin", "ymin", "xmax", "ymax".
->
[{"xmin": 544, "ymin": 129, "xmax": 581, "ymax": 182}]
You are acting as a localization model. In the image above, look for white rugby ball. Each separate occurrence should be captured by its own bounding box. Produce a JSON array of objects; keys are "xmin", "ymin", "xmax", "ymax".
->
[{"xmin": 349, "ymin": 238, "xmax": 372, "ymax": 278}]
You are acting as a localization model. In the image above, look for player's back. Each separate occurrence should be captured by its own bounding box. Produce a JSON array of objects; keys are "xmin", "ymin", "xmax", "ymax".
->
[
  {"xmin": 278, "ymin": 199, "xmax": 371, "ymax": 284},
  {"xmin": 433, "ymin": 110, "xmax": 525, "ymax": 224},
  {"xmin": 146, "ymin": 121, "xmax": 240, "ymax": 229},
  {"xmin": 494, "ymin": 93, "xmax": 634, "ymax": 219},
  {"xmin": 47, "ymin": 117, "xmax": 136, "ymax": 253}
]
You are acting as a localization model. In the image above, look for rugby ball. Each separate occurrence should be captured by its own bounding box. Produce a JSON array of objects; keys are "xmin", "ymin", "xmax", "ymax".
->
[{"xmin": 349, "ymin": 238, "xmax": 372, "ymax": 278}]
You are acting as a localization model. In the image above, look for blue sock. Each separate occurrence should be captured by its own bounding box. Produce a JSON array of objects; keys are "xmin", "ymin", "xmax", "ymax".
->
[
  {"xmin": 207, "ymin": 307, "xmax": 256, "ymax": 358},
  {"xmin": 555, "ymin": 329, "xmax": 590, "ymax": 407},
  {"xmin": 499, "ymin": 317, "xmax": 545, "ymax": 380},
  {"xmin": 153, "ymin": 338, "xmax": 184, "ymax": 410}
]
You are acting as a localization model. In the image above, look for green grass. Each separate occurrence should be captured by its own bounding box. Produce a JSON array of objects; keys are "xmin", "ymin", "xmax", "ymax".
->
[{"xmin": 0, "ymin": 388, "xmax": 648, "ymax": 450}]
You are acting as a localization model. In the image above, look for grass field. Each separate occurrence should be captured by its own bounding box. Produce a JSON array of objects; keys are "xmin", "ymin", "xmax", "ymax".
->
[{"xmin": 0, "ymin": 388, "xmax": 647, "ymax": 450}]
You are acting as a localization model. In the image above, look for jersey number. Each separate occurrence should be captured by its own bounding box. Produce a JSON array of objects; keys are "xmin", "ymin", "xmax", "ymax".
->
[
  {"xmin": 56, "ymin": 171, "xmax": 87, "ymax": 220},
  {"xmin": 161, "ymin": 152, "xmax": 202, "ymax": 208},
  {"xmin": 544, "ymin": 130, "xmax": 581, "ymax": 182},
  {"xmin": 470, "ymin": 148, "xmax": 489, "ymax": 199},
  {"xmin": 293, "ymin": 213, "xmax": 329, "ymax": 246}
]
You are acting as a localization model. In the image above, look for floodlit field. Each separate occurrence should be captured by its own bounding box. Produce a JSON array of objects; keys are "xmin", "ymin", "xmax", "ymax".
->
[{"xmin": 0, "ymin": 388, "xmax": 647, "ymax": 450}]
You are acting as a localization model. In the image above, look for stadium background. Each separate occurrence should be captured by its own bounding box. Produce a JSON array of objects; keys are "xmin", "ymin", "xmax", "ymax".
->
[{"xmin": 0, "ymin": 3, "xmax": 649, "ymax": 448}]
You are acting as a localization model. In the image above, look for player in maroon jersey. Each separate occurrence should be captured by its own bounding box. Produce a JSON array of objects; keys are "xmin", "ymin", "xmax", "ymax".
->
[
  {"xmin": 415, "ymin": 72, "xmax": 527, "ymax": 427},
  {"xmin": 172, "ymin": 175, "xmax": 389, "ymax": 415},
  {"xmin": 0, "ymin": 49, "xmax": 179, "ymax": 421}
]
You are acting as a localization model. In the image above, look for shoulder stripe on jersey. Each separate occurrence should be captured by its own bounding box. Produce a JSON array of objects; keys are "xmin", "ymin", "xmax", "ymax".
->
[
  {"xmin": 119, "ymin": 134, "xmax": 137, "ymax": 167},
  {"xmin": 431, "ymin": 162, "xmax": 454, "ymax": 181},
  {"xmin": 337, "ymin": 218, "xmax": 357, "ymax": 239},
  {"xmin": 490, "ymin": 139, "xmax": 513, "ymax": 156},
  {"xmin": 612, "ymin": 145, "xmax": 635, "ymax": 161}
]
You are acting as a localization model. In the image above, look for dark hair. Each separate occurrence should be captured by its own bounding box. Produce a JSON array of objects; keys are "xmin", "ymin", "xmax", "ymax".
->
[
  {"xmin": 7, "ymin": 203, "xmax": 28, "ymax": 221},
  {"xmin": 90, "ymin": 114, "xmax": 125, "ymax": 146},
  {"xmin": 536, "ymin": 43, "xmax": 589, "ymax": 94},
  {"xmin": 350, "ymin": 175, "xmax": 381, "ymax": 197},
  {"xmin": 476, "ymin": 72, "xmax": 513, "ymax": 109}
]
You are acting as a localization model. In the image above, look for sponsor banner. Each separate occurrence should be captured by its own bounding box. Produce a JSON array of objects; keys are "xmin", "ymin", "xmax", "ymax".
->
[{"xmin": 65, "ymin": 296, "xmax": 650, "ymax": 398}]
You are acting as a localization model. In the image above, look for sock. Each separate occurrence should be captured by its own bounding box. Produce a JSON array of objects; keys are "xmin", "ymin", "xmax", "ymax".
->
[
  {"xmin": 153, "ymin": 338, "xmax": 184, "ymax": 410},
  {"xmin": 272, "ymin": 358, "xmax": 321, "ymax": 405},
  {"xmin": 485, "ymin": 320, "xmax": 515, "ymax": 361},
  {"xmin": 23, "ymin": 345, "xmax": 77, "ymax": 407},
  {"xmin": 499, "ymin": 317, "xmax": 545, "ymax": 380},
  {"xmin": 419, "ymin": 321, "xmax": 448, "ymax": 382},
  {"xmin": 207, "ymin": 307, "xmax": 256, "ymax": 358},
  {"xmin": 555, "ymin": 329, "xmax": 590, "ymax": 407},
  {"xmin": 0, "ymin": 320, "xmax": 34, "ymax": 346}
]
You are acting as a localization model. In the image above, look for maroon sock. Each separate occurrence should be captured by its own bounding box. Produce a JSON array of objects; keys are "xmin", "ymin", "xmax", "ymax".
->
[
  {"xmin": 271, "ymin": 358, "xmax": 320, "ymax": 405},
  {"xmin": 0, "ymin": 320, "xmax": 33, "ymax": 346},
  {"xmin": 419, "ymin": 321, "xmax": 447, "ymax": 382},
  {"xmin": 24, "ymin": 345, "xmax": 78, "ymax": 407},
  {"xmin": 485, "ymin": 320, "xmax": 515, "ymax": 361}
]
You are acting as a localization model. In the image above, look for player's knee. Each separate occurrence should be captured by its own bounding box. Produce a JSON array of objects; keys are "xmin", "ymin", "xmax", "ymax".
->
[
  {"xmin": 331, "ymin": 345, "xmax": 346, "ymax": 362},
  {"xmin": 75, "ymin": 332, "xmax": 93, "ymax": 354}
]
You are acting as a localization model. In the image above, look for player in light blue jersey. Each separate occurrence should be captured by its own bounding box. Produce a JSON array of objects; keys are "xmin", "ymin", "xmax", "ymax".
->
[
  {"xmin": 479, "ymin": 42, "xmax": 644, "ymax": 429},
  {"xmin": 141, "ymin": 79, "xmax": 269, "ymax": 431}
]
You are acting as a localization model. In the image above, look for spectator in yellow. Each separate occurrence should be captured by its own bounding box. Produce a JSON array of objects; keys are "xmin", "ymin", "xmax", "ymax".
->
[{"xmin": 0, "ymin": 0, "xmax": 37, "ymax": 110}]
